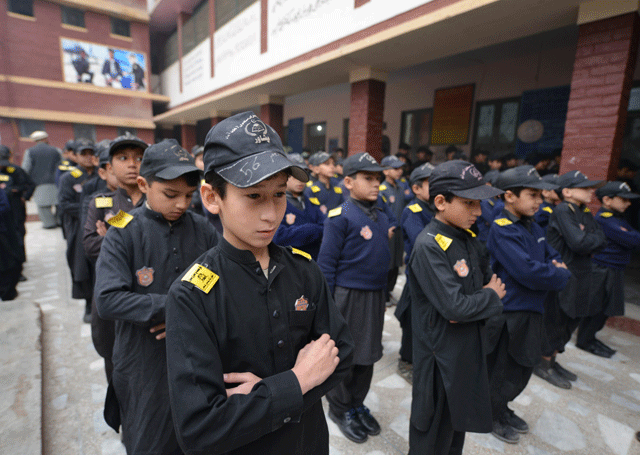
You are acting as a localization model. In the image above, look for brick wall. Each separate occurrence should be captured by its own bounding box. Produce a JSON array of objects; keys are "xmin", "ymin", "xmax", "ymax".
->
[
  {"xmin": 348, "ymin": 79, "xmax": 385, "ymax": 161},
  {"xmin": 561, "ymin": 13, "xmax": 640, "ymax": 180}
]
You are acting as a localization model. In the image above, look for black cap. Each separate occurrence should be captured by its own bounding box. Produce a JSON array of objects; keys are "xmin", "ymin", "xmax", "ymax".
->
[
  {"xmin": 381, "ymin": 155, "xmax": 405, "ymax": 169},
  {"xmin": 483, "ymin": 169, "xmax": 500, "ymax": 186},
  {"xmin": 557, "ymin": 170, "xmax": 603, "ymax": 189},
  {"xmin": 308, "ymin": 151, "xmax": 332, "ymax": 166},
  {"xmin": 288, "ymin": 153, "xmax": 309, "ymax": 170},
  {"xmin": 109, "ymin": 132, "xmax": 148, "ymax": 156},
  {"xmin": 203, "ymin": 112, "xmax": 307, "ymax": 188},
  {"xmin": 65, "ymin": 140, "xmax": 75, "ymax": 151},
  {"xmin": 191, "ymin": 145, "xmax": 204, "ymax": 157},
  {"xmin": 496, "ymin": 165, "xmax": 558, "ymax": 191},
  {"xmin": 342, "ymin": 152, "xmax": 384, "ymax": 176},
  {"xmin": 410, "ymin": 162, "xmax": 435, "ymax": 184},
  {"xmin": 74, "ymin": 138, "xmax": 96, "ymax": 154},
  {"xmin": 0, "ymin": 145, "xmax": 10, "ymax": 167},
  {"xmin": 542, "ymin": 173, "xmax": 559, "ymax": 185},
  {"xmin": 429, "ymin": 160, "xmax": 503, "ymax": 200},
  {"xmin": 596, "ymin": 181, "xmax": 640, "ymax": 199},
  {"xmin": 140, "ymin": 139, "xmax": 199, "ymax": 180},
  {"xmin": 98, "ymin": 145, "xmax": 111, "ymax": 168}
]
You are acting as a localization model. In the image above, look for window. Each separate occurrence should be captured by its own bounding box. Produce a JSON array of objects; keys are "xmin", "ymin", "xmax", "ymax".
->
[
  {"xmin": 342, "ymin": 118, "xmax": 349, "ymax": 152},
  {"xmin": 400, "ymin": 108, "xmax": 432, "ymax": 159},
  {"xmin": 117, "ymin": 127, "xmax": 137, "ymax": 137},
  {"xmin": 305, "ymin": 122, "xmax": 326, "ymax": 153},
  {"xmin": 8, "ymin": 0, "xmax": 33, "ymax": 17},
  {"xmin": 163, "ymin": 30, "xmax": 179, "ymax": 69},
  {"xmin": 74, "ymin": 124, "xmax": 96, "ymax": 142},
  {"xmin": 215, "ymin": 0, "xmax": 256, "ymax": 30},
  {"xmin": 19, "ymin": 120, "xmax": 45, "ymax": 138},
  {"xmin": 61, "ymin": 6, "xmax": 84, "ymax": 28},
  {"xmin": 472, "ymin": 98, "xmax": 519, "ymax": 154},
  {"xmin": 183, "ymin": 1, "xmax": 209, "ymax": 56},
  {"xmin": 111, "ymin": 17, "xmax": 130, "ymax": 37}
]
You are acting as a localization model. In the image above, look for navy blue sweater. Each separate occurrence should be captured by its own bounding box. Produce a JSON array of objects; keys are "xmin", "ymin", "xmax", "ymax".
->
[
  {"xmin": 318, "ymin": 198, "xmax": 390, "ymax": 294},
  {"xmin": 593, "ymin": 209, "xmax": 640, "ymax": 270},
  {"xmin": 486, "ymin": 210, "xmax": 571, "ymax": 313},
  {"xmin": 477, "ymin": 198, "xmax": 504, "ymax": 243},
  {"xmin": 273, "ymin": 197, "xmax": 326, "ymax": 260},
  {"xmin": 534, "ymin": 201, "xmax": 554, "ymax": 231},
  {"xmin": 400, "ymin": 198, "xmax": 433, "ymax": 257},
  {"xmin": 303, "ymin": 177, "xmax": 344, "ymax": 214}
]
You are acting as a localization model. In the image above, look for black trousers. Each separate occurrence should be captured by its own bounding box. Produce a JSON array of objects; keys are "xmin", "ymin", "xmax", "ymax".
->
[
  {"xmin": 0, "ymin": 265, "xmax": 22, "ymax": 301},
  {"xmin": 486, "ymin": 324, "xmax": 534, "ymax": 418},
  {"xmin": 409, "ymin": 364, "xmax": 465, "ymax": 455},
  {"xmin": 326, "ymin": 364, "xmax": 374, "ymax": 414},
  {"xmin": 576, "ymin": 313, "xmax": 609, "ymax": 347},
  {"xmin": 542, "ymin": 294, "xmax": 580, "ymax": 357}
]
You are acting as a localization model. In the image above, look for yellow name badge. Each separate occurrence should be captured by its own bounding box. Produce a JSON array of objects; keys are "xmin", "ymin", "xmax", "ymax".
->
[
  {"xmin": 494, "ymin": 218, "xmax": 513, "ymax": 226},
  {"xmin": 409, "ymin": 203, "xmax": 422, "ymax": 213},
  {"xmin": 600, "ymin": 212, "xmax": 613, "ymax": 218},
  {"xmin": 106, "ymin": 210, "xmax": 133, "ymax": 228},
  {"xmin": 309, "ymin": 197, "xmax": 320, "ymax": 205},
  {"xmin": 311, "ymin": 185, "xmax": 321, "ymax": 193},
  {"xmin": 333, "ymin": 186, "xmax": 342, "ymax": 194},
  {"xmin": 0, "ymin": 175, "xmax": 9, "ymax": 182},
  {"xmin": 95, "ymin": 196, "xmax": 113, "ymax": 209},
  {"xmin": 70, "ymin": 169, "xmax": 83, "ymax": 178},
  {"xmin": 182, "ymin": 264, "xmax": 219, "ymax": 294},
  {"xmin": 328, "ymin": 207, "xmax": 342, "ymax": 218},
  {"xmin": 434, "ymin": 233, "xmax": 452, "ymax": 251}
]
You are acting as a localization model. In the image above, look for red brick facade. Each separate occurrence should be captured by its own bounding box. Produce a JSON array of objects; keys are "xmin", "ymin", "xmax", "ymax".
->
[
  {"xmin": 260, "ymin": 104, "xmax": 284, "ymax": 142},
  {"xmin": 348, "ymin": 79, "xmax": 386, "ymax": 161},
  {"xmin": 561, "ymin": 13, "xmax": 640, "ymax": 180}
]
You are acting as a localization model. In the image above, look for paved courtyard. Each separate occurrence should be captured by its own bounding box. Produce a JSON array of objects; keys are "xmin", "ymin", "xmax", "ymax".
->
[{"xmin": 5, "ymin": 219, "xmax": 640, "ymax": 455}]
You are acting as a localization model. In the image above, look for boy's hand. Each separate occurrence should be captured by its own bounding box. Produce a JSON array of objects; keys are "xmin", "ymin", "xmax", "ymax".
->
[
  {"xmin": 96, "ymin": 220, "xmax": 107, "ymax": 236},
  {"xmin": 224, "ymin": 372, "xmax": 262, "ymax": 397},
  {"xmin": 291, "ymin": 334, "xmax": 340, "ymax": 395},
  {"xmin": 388, "ymin": 226, "xmax": 396, "ymax": 239},
  {"xmin": 149, "ymin": 322, "xmax": 166, "ymax": 340},
  {"xmin": 552, "ymin": 260, "xmax": 568, "ymax": 269},
  {"xmin": 483, "ymin": 274, "xmax": 506, "ymax": 299}
]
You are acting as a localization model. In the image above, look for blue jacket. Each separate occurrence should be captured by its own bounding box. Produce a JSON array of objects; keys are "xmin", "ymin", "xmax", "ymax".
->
[
  {"xmin": 534, "ymin": 201, "xmax": 554, "ymax": 231},
  {"xmin": 593, "ymin": 209, "xmax": 640, "ymax": 270},
  {"xmin": 401, "ymin": 198, "xmax": 433, "ymax": 257},
  {"xmin": 273, "ymin": 196, "xmax": 326, "ymax": 260},
  {"xmin": 303, "ymin": 177, "xmax": 344, "ymax": 214},
  {"xmin": 379, "ymin": 180, "xmax": 410, "ymax": 220},
  {"xmin": 487, "ymin": 210, "xmax": 571, "ymax": 313},
  {"xmin": 477, "ymin": 198, "xmax": 504, "ymax": 243},
  {"xmin": 318, "ymin": 198, "xmax": 390, "ymax": 294}
]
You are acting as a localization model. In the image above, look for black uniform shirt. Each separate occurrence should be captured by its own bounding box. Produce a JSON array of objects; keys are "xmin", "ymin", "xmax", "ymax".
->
[{"xmin": 165, "ymin": 238, "xmax": 354, "ymax": 455}]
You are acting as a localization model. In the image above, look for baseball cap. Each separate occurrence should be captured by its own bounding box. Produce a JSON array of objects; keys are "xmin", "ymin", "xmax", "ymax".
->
[
  {"xmin": 140, "ymin": 139, "xmax": 199, "ymax": 180},
  {"xmin": 496, "ymin": 165, "xmax": 558, "ymax": 191},
  {"xmin": 342, "ymin": 152, "xmax": 384, "ymax": 176},
  {"xmin": 308, "ymin": 151, "xmax": 332, "ymax": 166},
  {"xmin": 109, "ymin": 132, "xmax": 148, "ymax": 156},
  {"xmin": 203, "ymin": 112, "xmax": 307, "ymax": 188},
  {"xmin": 596, "ymin": 181, "xmax": 640, "ymax": 199},
  {"xmin": 30, "ymin": 131, "xmax": 48, "ymax": 141},
  {"xmin": 288, "ymin": 153, "xmax": 309, "ymax": 170},
  {"xmin": 65, "ymin": 140, "xmax": 76, "ymax": 151},
  {"xmin": 557, "ymin": 170, "xmax": 603, "ymax": 189},
  {"xmin": 542, "ymin": 173, "xmax": 559, "ymax": 185},
  {"xmin": 98, "ymin": 144, "xmax": 111, "ymax": 168},
  {"xmin": 191, "ymin": 145, "xmax": 204, "ymax": 158},
  {"xmin": 0, "ymin": 145, "xmax": 10, "ymax": 167},
  {"xmin": 410, "ymin": 162, "xmax": 435, "ymax": 184},
  {"xmin": 74, "ymin": 138, "xmax": 96, "ymax": 154},
  {"xmin": 483, "ymin": 169, "xmax": 500, "ymax": 186},
  {"xmin": 381, "ymin": 155, "xmax": 405, "ymax": 169},
  {"xmin": 429, "ymin": 160, "xmax": 503, "ymax": 200}
]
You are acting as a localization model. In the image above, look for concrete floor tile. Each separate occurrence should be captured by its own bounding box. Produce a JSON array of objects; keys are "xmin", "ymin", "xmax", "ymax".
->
[
  {"xmin": 533, "ymin": 410, "xmax": 586, "ymax": 451},
  {"xmin": 597, "ymin": 414, "xmax": 634, "ymax": 455}
]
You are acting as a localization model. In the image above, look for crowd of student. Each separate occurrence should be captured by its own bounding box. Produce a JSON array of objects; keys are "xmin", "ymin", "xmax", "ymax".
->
[{"xmin": 1, "ymin": 113, "xmax": 640, "ymax": 454}]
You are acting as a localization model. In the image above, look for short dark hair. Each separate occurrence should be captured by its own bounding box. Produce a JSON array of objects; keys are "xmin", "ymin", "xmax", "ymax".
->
[
  {"xmin": 146, "ymin": 171, "xmax": 200, "ymax": 188},
  {"xmin": 500, "ymin": 187, "xmax": 526, "ymax": 199},
  {"xmin": 429, "ymin": 192, "xmax": 454, "ymax": 212}
]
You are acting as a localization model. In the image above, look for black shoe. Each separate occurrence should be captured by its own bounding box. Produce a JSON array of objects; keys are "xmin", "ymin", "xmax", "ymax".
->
[
  {"xmin": 503, "ymin": 408, "xmax": 528, "ymax": 434},
  {"xmin": 491, "ymin": 419, "xmax": 519, "ymax": 444},
  {"xmin": 83, "ymin": 313, "xmax": 91, "ymax": 324},
  {"xmin": 329, "ymin": 409, "xmax": 368, "ymax": 443},
  {"xmin": 19, "ymin": 274, "xmax": 27, "ymax": 282},
  {"xmin": 594, "ymin": 339, "xmax": 616, "ymax": 355},
  {"xmin": 355, "ymin": 405, "xmax": 380, "ymax": 436},
  {"xmin": 533, "ymin": 364, "xmax": 571, "ymax": 389},
  {"xmin": 552, "ymin": 361, "xmax": 578, "ymax": 381},
  {"xmin": 576, "ymin": 341, "xmax": 613, "ymax": 359},
  {"xmin": 636, "ymin": 430, "xmax": 640, "ymax": 442}
]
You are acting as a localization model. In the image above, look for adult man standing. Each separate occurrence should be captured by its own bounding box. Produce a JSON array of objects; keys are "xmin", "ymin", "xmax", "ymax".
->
[{"xmin": 22, "ymin": 131, "xmax": 61, "ymax": 228}]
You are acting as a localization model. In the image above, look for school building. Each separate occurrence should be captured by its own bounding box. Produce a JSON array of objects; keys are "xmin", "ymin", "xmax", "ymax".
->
[
  {"xmin": 0, "ymin": 0, "xmax": 168, "ymax": 163},
  {"xmin": 147, "ymin": 0, "xmax": 640, "ymax": 183}
]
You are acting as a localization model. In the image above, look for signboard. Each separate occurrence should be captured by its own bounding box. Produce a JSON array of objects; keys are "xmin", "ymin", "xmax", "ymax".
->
[
  {"xmin": 430, "ymin": 84, "xmax": 475, "ymax": 145},
  {"xmin": 60, "ymin": 38, "xmax": 148, "ymax": 91}
]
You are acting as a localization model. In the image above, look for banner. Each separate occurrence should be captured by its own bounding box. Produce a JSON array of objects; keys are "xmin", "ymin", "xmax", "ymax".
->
[{"xmin": 60, "ymin": 38, "xmax": 148, "ymax": 91}]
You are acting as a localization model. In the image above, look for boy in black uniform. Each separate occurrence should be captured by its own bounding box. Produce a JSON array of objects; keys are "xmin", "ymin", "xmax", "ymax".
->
[
  {"xmin": 319, "ymin": 152, "xmax": 391, "ymax": 443},
  {"xmin": 58, "ymin": 138, "xmax": 97, "ymax": 322},
  {"xmin": 84, "ymin": 134, "xmax": 147, "ymax": 383},
  {"xmin": 485, "ymin": 166, "xmax": 571, "ymax": 443},
  {"xmin": 0, "ymin": 186, "xmax": 24, "ymax": 300},
  {"xmin": 576, "ymin": 182, "xmax": 640, "ymax": 357},
  {"xmin": 408, "ymin": 160, "xmax": 505, "ymax": 455},
  {"xmin": 535, "ymin": 170, "xmax": 607, "ymax": 388},
  {"xmin": 164, "ymin": 112, "xmax": 354, "ymax": 455},
  {"xmin": 95, "ymin": 139, "xmax": 218, "ymax": 454},
  {"xmin": 395, "ymin": 162, "xmax": 435, "ymax": 378}
]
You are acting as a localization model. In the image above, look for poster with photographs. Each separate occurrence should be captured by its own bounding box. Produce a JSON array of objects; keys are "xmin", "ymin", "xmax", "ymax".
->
[{"xmin": 60, "ymin": 38, "xmax": 147, "ymax": 91}]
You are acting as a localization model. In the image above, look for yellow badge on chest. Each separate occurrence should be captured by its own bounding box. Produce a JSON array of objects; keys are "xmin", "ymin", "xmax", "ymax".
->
[
  {"xmin": 333, "ymin": 186, "xmax": 342, "ymax": 194},
  {"xmin": 409, "ymin": 203, "xmax": 422, "ymax": 213},
  {"xmin": 494, "ymin": 218, "xmax": 513, "ymax": 226},
  {"xmin": 0, "ymin": 175, "xmax": 9, "ymax": 182},
  {"xmin": 311, "ymin": 185, "xmax": 321, "ymax": 193},
  {"xmin": 95, "ymin": 197, "xmax": 113, "ymax": 209},
  {"xmin": 106, "ymin": 210, "xmax": 133, "ymax": 228},
  {"xmin": 309, "ymin": 197, "xmax": 320, "ymax": 205},
  {"xmin": 434, "ymin": 233, "xmax": 452, "ymax": 251},
  {"xmin": 600, "ymin": 212, "xmax": 613, "ymax": 218},
  {"xmin": 328, "ymin": 207, "xmax": 342, "ymax": 218},
  {"xmin": 182, "ymin": 263, "xmax": 219, "ymax": 294},
  {"xmin": 543, "ymin": 206, "xmax": 553, "ymax": 214},
  {"xmin": 70, "ymin": 169, "xmax": 83, "ymax": 178}
]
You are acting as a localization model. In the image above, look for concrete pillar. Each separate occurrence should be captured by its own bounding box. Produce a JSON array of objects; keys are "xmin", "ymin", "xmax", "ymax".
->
[
  {"xmin": 348, "ymin": 67, "xmax": 387, "ymax": 161},
  {"xmin": 259, "ymin": 95, "xmax": 285, "ymax": 140},
  {"xmin": 561, "ymin": 3, "xmax": 640, "ymax": 179},
  {"xmin": 180, "ymin": 124, "xmax": 196, "ymax": 152}
]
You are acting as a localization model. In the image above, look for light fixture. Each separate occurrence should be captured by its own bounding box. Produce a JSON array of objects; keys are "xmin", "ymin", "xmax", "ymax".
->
[{"xmin": 317, "ymin": 125, "xmax": 323, "ymax": 131}]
